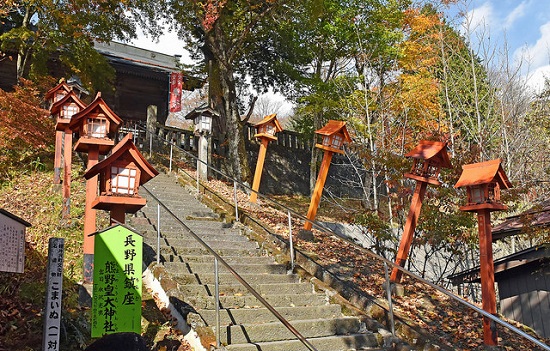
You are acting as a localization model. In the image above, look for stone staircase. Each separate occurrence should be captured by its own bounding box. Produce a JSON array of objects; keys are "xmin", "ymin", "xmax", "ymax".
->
[{"xmin": 130, "ymin": 172, "xmax": 390, "ymax": 351}]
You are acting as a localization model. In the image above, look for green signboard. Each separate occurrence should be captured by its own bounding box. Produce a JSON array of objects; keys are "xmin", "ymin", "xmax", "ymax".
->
[{"xmin": 91, "ymin": 225, "xmax": 142, "ymax": 338}]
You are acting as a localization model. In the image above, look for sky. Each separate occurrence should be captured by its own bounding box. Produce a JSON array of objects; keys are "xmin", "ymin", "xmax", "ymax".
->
[
  {"xmin": 448, "ymin": 0, "xmax": 550, "ymax": 92},
  {"xmin": 130, "ymin": 1, "xmax": 550, "ymax": 95}
]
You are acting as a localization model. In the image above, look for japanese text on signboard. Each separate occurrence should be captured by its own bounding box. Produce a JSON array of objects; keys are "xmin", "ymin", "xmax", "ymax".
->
[{"xmin": 91, "ymin": 226, "xmax": 142, "ymax": 337}]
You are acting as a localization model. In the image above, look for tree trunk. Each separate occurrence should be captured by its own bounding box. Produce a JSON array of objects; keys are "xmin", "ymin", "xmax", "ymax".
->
[
  {"xmin": 16, "ymin": 5, "xmax": 33, "ymax": 80},
  {"xmin": 205, "ymin": 32, "xmax": 251, "ymax": 184},
  {"xmin": 309, "ymin": 113, "xmax": 324, "ymax": 195}
]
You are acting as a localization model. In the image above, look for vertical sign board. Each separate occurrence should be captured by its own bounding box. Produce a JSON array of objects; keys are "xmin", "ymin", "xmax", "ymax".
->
[
  {"xmin": 91, "ymin": 225, "xmax": 142, "ymax": 338},
  {"xmin": 169, "ymin": 72, "xmax": 183, "ymax": 113},
  {"xmin": 42, "ymin": 238, "xmax": 65, "ymax": 351},
  {"xmin": 0, "ymin": 209, "xmax": 30, "ymax": 273}
]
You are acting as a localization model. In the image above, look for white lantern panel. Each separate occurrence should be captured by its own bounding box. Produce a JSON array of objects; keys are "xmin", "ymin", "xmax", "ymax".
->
[{"xmin": 111, "ymin": 166, "xmax": 137, "ymax": 195}]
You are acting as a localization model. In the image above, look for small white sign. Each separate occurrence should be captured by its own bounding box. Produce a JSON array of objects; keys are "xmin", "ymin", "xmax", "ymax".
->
[
  {"xmin": 42, "ymin": 238, "xmax": 65, "ymax": 351},
  {"xmin": 0, "ymin": 209, "xmax": 30, "ymax": 273}
]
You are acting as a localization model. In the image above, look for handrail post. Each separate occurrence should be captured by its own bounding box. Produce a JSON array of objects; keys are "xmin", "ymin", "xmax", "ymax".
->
[
  {"xmin": 214, "ymin": 257, "xmax": 221, "ymax": 348},
  {"xmin": 169, "ymin": 143, "xmax": 173, "ymax": 173},
  {"xmin": 384, "ymin": 262, "xmax": 395, "ymax": 336},
  {"xmin": 157, "ymin": 203, "xmax": 161, "ymax": 264},
  {"xmin": 233, "ymin": 181, "xmax": 239, "ymax": 222},
  {"xmin": 196, "ymin": 158, "xmax": 200, "ymax": 193},
  {"xmin": 288, "ymin": 210, "xmax": 295, "ymax": 271},
  {"xmin": 149, "ymin": 132, "xmax": 153, "ymax": 156}
]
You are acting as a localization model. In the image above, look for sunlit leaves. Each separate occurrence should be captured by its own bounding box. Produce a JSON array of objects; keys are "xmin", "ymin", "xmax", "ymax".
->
[{"xmin": 0, "ymin": 79, "xmax": 53, "ymax": 176}]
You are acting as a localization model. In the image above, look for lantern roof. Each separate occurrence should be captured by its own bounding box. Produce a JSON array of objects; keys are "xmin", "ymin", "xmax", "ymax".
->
[
  {"xmin": 315, "ymin": 120, "xmax": 352, "ymax": 143},
  {"xmin": 84, "ymin": 133, "xmax": 159, "ymax": 184},
  {"xmin": 50, "ymin": 90, "xmax": 87, "ymax": 116},
  {"xmin": 45, "ymin": 80, "xmax": 71, "ymax": 101},
  {"xmin": 69, "ymin": 92, "xmax": 122, "ymax": 133},
  {"xmin": 405, "ymin": 140, "xmax": 452, "ymax": 169},
  {"xmin": 184, "ymin": 103, "xmax": 220, "ymax": 120},
  {"xmin": 454, "ymin": 159, "xmax": 512, "ymax": 189},
  {"xmin": 254, "ymin": 114, "xmax": 283, "ymax": 131}
]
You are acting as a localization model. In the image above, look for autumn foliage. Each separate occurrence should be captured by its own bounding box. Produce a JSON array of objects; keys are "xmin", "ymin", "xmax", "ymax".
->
[{"xmin": 0, "ymin": 79, "xmax": 53, "ymax": 178}]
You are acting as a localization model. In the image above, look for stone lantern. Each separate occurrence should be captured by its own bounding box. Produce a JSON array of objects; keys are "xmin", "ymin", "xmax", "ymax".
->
[
  {"xmin": 250, "ymin": 114, "xmax": 283, "ymax": 203},
  {"xmin": 185, "ymin": 104, "xmax": 219, "ymax": 181},
  {"xmin": 69, "ymin": 92, "xmax": 122, "ymax": 283},
  {"xmin": 303, "ymin": 120, "xmax": 351, "ymax": 231},
  {"xmin": 51, "ymin": 90, "xmax": 87, "ymax": 186},
  {"xmin": 454, "ymin": 158, "xmax": 512, "ymax": 346},
  {"xmin": 84, "ymin": 133, "xmax": 158, "ymax": 225},
  {"xmin": 391, "ymin": 140, "xmax": 451, "ymax": 283}
]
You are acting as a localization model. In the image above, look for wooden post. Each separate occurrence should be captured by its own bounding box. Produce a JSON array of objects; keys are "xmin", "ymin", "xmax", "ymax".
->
[
  {"xmin": 478, "ymin": 209, "xmax": 498, "ymax": 345},
  {"xmin": 110, "ymin": 206, "xmax": 126, "ymax": 226},
  {"xmin": 250, "ymin": 138, "xmax": 270, "ymax": 203},
  {"xmin": 83, "ymin": 146, "xmax": 99, "ymax": 284},
  {"xmin": 304, "ymin": 151, "xmax": 334, "ymax": 231},
  {"xmin": 391, "ymin": 181, "xmax": 428, "ymax": 282},
  {"xmin": 54, "ymin": 131, "xmax": 63, "ymax": 185},
  {"xmin": 62, "ymin": 129, "xmax": 72, "ymax": 219}
]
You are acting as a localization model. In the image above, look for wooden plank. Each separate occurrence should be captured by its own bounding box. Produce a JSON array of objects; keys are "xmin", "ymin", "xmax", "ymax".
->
[{"xmin": 537, "ymin": 290, "xmax": 550, "ymax": 338}]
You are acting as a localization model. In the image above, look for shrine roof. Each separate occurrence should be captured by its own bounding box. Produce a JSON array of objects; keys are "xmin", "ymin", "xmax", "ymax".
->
[
  {"xmin": 70, "ymin": 92, "xmax": 122, "ymax": 132},
  {"xmin": 315, "ymin": 120, "xmax": 351, "ymax": 142},
  {"xmin": 84, "ymin": 133, "xmax": 158, "ymax": 184},
  {"xmin": 254, "ymin": 114, "xmax": 283, "ymax": 132},
  {"xmin": 50, "ymin": 90, "xmax": 87, "ymax": 115},
  {"xmin": 454, "ymin": 159, "xmax": 512, "ymax": 189},
  {"xmin": 404, "ymin": 140, "xmax": 452, "ymax": 168}
]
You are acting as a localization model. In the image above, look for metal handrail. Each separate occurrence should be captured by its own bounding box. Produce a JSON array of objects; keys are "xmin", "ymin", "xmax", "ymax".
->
[
  {"xmin": 125, "ymin": 124, "xmax": 550, "ymax": 350},
  {"xmin": 140, "ymin": 184, "xmax": 319, "ymax": 351}
]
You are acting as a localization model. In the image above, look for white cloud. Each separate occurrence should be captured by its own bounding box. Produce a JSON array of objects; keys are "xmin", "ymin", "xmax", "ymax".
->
[
  {"xmin": 515, "ymin": 21, "xmax": 550, "ymax": 71},
  {"xmin": 525, "ymin": 64, "xmax": 550, "ymax": 92},
  {"xmin": 504, "ymin": 1, "xmax": 527, "ymax": 28},
  {"xmin": 463, "ymin": 2, "xmax": 495, "ymax": 34},
  {"xmin": 131, "ymin": 28, "xmax": 195, "ymax": 65}
]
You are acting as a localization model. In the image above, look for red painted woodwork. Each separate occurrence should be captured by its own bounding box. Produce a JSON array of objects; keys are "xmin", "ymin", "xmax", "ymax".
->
[
  {"xmin": 391, "ymin": 141, "xmax": 451, "ymax": 283},
  {"xmin": 84, "ymin": 133, "xmax": 158, "ymax": 220},
  {"xmin": 455, "ymin": 159, "xmax": 512, "ymax": 346},
  {"xmin": 303, "ymin": 120, "xmax": 351, "ymax": 231},
  {"xmin": 250, "ymin": 114, "xmax": 283, "ymax": 203}
]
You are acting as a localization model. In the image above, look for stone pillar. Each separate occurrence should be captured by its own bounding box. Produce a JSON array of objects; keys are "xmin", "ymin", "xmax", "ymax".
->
[{"xmin": 146, "ymin": 105, "xmax": 157, "ymax": 141}]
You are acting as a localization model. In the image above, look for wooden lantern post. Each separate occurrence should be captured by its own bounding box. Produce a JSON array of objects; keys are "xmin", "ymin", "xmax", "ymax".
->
[
  {"xmin": 185, "ymin": 104, "xmax": 219, "ymax": 181},
  {"xmin": 46, "ymin": 79, "xmax": 89, "ymax": 185},
  {"xmin": 69, "ymin": 92, "xmax": 122, "ymax": 283},
  {"xmin": 303, "ymin": 120, "xmax": 351, "ymax": 231},
  {"xmin": 46, "ymin": 81, "xmax": 71, "ymax": 185},
  {"xmin": 50, "ymin": 91, "xmax": 87, "ymax": 217},
  {"xmin": 390, "ymin": 140, "xmax": 452, "ymax": 283},
  {"xmin": 454, "ymin": 159, "xmax": 512, "ymax": 346},
  {"xmin": 84, "ymin": 133, "xmax": 158, "ymax": 225},
  {"xmin": 250, "ymin": 114, "xmax": 283, "ymax": 203}
]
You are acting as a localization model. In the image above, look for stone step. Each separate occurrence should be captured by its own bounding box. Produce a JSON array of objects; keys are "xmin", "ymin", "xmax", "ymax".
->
[
  {"xmin": 210, "ymin": 317, "xmax": 362, "ymax": 345},
  {"xmin": 160, "ymin": 245, "xmax": 264, "ymax": 258},
  {"xmin": 224, "ymin": 333, "xmax": 383, "ymax": 351},
  {"xmin": 159, "ymin": 232, "xmax": 251, "ymax": 243},
  {"xmin": 173, "ymin": 292, "xmax": 329, "ymax": 310},
  {"xmin": 173, "ymin": 282, "xmax": 313, "ymax": 297},
  {"xmin": 166, "ymin": 261, "xmax": 287, "ymax": 275},
  {"xmin": 197, "ymin": 304, "xmax": 343, "ymax": 326},
  {"xmin": 162, "ymin": 238, "xmax": 259, "ymax": 250},
  {"xmin": 164, "ymin": 255, "xmax": 275, "ymax": 265},
  {"xmin": 171, "ymin": 272, "xmax": 300, "ymax": 285}
]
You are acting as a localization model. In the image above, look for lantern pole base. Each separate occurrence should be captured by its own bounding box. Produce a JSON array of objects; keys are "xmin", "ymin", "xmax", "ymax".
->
[
  {"xmin": 83, "ymin": 253, "xmax": 94, "ymax": 284},
  {"xmin": 297, "ymin": 229, "xmax": 315, "ymax": 242}
]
